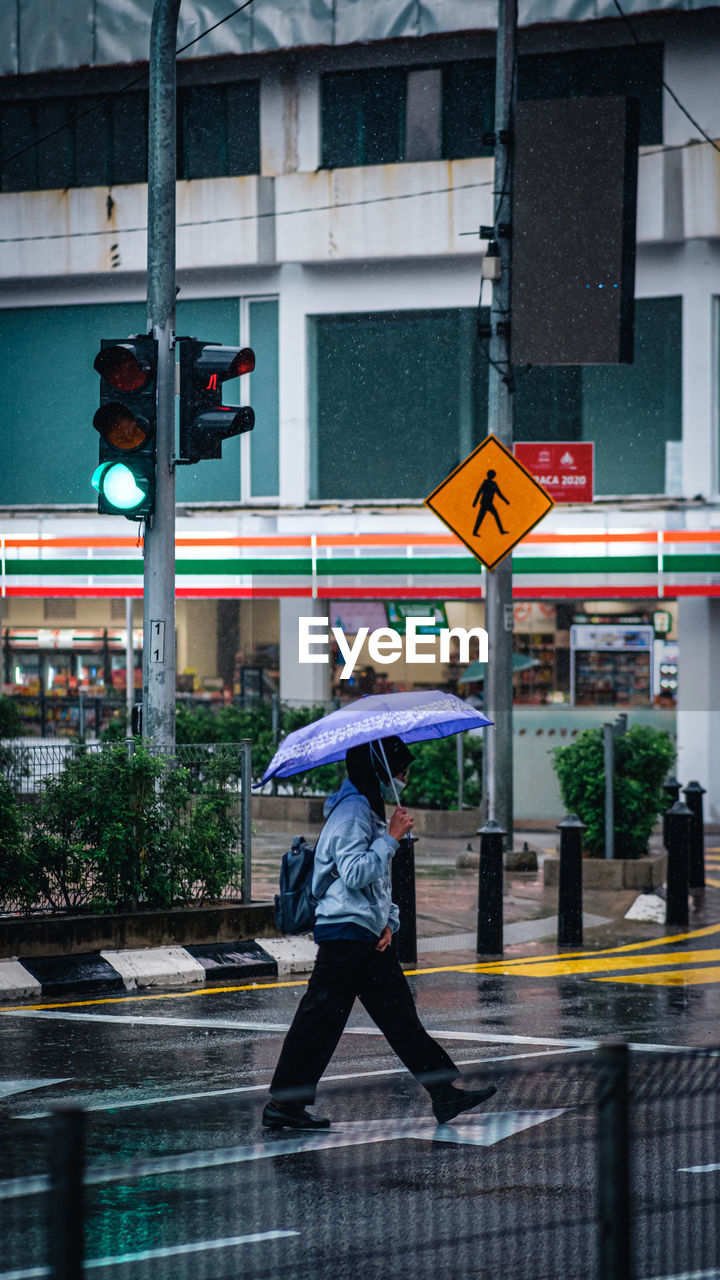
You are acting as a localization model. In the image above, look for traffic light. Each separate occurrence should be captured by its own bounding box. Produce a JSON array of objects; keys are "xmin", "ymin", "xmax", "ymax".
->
[
  {"xmin": 178, "ymin": 340, "xmax": 255, "ymax": 463},
  {"xmin": 91, "ymin": 336, "xmax": 157, "ymax": 519}
]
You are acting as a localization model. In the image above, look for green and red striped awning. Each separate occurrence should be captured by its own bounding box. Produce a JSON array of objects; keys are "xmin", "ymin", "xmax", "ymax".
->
[{"xmin": 2, "ymin": 530, "xmax": 720, "ymax": 599}]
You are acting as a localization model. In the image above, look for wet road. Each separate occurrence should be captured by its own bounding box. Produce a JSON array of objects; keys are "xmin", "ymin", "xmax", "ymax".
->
[{"xmin": 2, "ymin": 917, "xmax": 720, "ymax": 1279}]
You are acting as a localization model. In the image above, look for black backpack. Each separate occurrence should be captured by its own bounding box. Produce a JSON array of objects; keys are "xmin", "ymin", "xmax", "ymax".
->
[{"xmin": 274, "ymin": 835, "xmax": 340, "ymax": 935}]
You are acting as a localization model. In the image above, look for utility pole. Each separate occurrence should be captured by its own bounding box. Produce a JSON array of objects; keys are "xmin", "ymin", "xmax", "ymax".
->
[
  {"xmin": 143, "ymin": 0, "xmax": 181, "ymax": 750},
  {"xmin": 484, "ymin": 0, "xmax": 517, "ymax": 844}
]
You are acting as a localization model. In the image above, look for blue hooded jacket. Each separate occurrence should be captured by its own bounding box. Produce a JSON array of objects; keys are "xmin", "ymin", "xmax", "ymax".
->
[{"xmin": 312, "ymin": 778, "xmax": 400, "ymax": 937}]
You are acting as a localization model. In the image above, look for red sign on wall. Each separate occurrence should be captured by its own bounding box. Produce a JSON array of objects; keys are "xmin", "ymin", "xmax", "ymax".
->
[{"xmin": 513, "ymin": 442, "xmax": 594, "ymax": 504}]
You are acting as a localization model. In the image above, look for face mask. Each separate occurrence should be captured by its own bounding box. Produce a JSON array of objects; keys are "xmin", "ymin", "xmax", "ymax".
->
[{"xmin": 382, "ymin": 777, "xmax": 406, "ymax": 803}]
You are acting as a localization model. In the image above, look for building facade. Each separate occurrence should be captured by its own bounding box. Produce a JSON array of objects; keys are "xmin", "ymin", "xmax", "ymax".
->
[{"xmin": 1, "ymin": 0, "xmax": 719, "ymax": 817}]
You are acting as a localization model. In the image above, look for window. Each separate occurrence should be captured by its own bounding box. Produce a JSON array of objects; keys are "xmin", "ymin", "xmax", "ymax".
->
[
  {"xmin": 310, "ymin": 300, "xmax": 681, "ymax": 502},
  {"xmin": 310, "ymin": 310, "xmax": 486, "ymax": 500},
  {"xmin": 441, "ymin": 44, "xmax": 663, "ymax": 160},
  {"xmin": 177, "ymin": 82, "xmax": 260, "ymax": 180},
  {"xmin": 0, "ymin": 294, "xmax": 278, "ymax": 506},
  {"xmin": 321, "ymin": 68, "xmax": 406, "ymax": 169},
  {"xmin": 514, "ymin": 298, "xmax": 682, "ymax": 495},
  {"xmin": 0, "ymin": 82, "xmax": 259, "ymax": 192}
]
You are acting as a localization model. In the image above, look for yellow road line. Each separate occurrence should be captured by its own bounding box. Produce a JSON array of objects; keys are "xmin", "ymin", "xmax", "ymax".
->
[
  {"xmin": 593, "ymin": 965, "xmax": 720, "ymax": 987},
  {"xmin": 4, "ymin": 917, "xmax": 720, "ymax": 1017},
  {"xmin": 707, "ymin": 877, "xmax": 720, "ymax": 889},
  {"xmin": 462, "ymin": 948, "xmax": 720, "ymax": 980},
  {"xmin": 0, "ymin": 978, "xmax": 312, "ymax": 1013},
  {"xmin": 459, "ymin": 919, "xmax": 720, "ymax": 969}
]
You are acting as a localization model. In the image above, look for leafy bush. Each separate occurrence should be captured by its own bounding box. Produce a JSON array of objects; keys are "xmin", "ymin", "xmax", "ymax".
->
[
  {"xmin": 176, "ymin": 701, "xmax": 276, "ymax": 784},
  {"xmin": 552, "ymin": 724, "xmax": 676, "ymax": 858},
  {"xmin": 0, "ymin": 774, "xmax": 27, "ymax": 907},
  {"xmin": 403, "ymin": 735, "xmax": 483, "ymax": 810},
  {"xmin": 7, "ymin": 743, "xmax": 241, "ymax": 914},
  {"xmin": 0, "ymin": 695, "xmax": 21, "ymax": 739}
]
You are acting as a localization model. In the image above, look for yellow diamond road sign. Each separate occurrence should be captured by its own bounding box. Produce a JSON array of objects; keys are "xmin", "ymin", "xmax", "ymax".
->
[{"xmin": 425, "ymin": 435, "xmax": 555, "ymax": 571}]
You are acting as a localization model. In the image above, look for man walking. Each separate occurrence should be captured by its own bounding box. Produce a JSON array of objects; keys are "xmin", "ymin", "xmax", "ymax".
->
[
  {"xmin": 472, "ymin": 469, "xmax": 510, "ymax": 536},
  {"xmin": 262, "ymin": 736, "xmax": 497, "ymax": 1131}
]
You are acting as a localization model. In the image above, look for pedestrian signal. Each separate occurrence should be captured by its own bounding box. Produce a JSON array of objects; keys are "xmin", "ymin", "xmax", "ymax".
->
[
  {"xmin": 92, "ymin": 337, "xmax": 157, "ymax": 519},
  {"xmin": 178, "ymin": 340, "xmax": 255, "ymax": 464}
]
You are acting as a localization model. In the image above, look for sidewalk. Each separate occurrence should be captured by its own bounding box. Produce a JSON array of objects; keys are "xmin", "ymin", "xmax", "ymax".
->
[{"xmin": 1, "ymin": 821, "xmax": 717, "ymax": 1001}]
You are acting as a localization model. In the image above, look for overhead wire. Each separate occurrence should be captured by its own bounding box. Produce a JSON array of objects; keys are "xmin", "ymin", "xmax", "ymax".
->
[{"xmin": 610, "ymin": 0, "xmax": 720, "ymax": 155}]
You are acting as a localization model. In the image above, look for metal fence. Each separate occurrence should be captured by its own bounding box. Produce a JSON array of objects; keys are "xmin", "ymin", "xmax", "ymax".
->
[
  {"xmin": 0, "ymin": 740, "xmax": 252, "ymax": 912},
  {"xmin": 1, "ymin": 1044, "xmax": 718, "ymax": 1280}
]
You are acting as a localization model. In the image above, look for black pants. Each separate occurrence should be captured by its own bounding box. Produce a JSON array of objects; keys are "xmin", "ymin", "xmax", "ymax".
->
[{"xmin": 270, "ymin": 940, "xmax": 459, "ymax": 1105}]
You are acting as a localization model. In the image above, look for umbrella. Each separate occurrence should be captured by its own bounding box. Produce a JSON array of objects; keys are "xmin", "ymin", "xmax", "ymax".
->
[
  {"xmin": 258, "ymin": 690, "xmax": 493, "ymax": 785},
  {"xmin": 457, "ymin": 654, "xmax": 539, "ymax": 683}
]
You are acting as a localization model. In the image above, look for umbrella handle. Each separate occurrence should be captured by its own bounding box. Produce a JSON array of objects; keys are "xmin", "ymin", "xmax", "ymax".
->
[{"xmin": 377, "ymin": 738, "xmax": 402, "ymax": 807}]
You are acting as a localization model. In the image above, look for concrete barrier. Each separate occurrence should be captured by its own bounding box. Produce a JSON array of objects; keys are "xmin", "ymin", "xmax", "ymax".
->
[
  {"xmin": 543, "ymin": 852, "xmax": 667, "ymax": 892},
  {"xmin": 0, "ymin": 902, "xmax": 277, "ymax": 960}
]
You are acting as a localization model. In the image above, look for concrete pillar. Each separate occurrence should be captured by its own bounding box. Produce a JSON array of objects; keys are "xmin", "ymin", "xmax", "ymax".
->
[
  {"xmin": 676, "ymin": 598, "xmax": 720, "ymax": 821},
  {"xmin": 279, "ymin": 597, "xmax": 331, "ymax": 706}
]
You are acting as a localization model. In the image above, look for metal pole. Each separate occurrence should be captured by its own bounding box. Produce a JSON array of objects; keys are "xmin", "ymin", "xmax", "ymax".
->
[
  {"xmin": 125, "ymin": 596, "xmax": 134, "ymax": 729},
  {"xmin": 664, "ymin": 799, "xmax": 691, "ymax": 927},
  {"xmin": 143, "ymin": 0, "xmax": 181, "ymax": 752},
  {"xmin": 241, "ymin": 738, "xmax": 252, "ymax": 903},
  {"xmin": 484, "ymin": 0, "xmax": 517, "ymax": 847},
  {"xmin": 597, "ymin": 1041, "xmax": 631, "ymax": 1280},
  {"xmin": 456, "ymin": 731, "xmax": 464, "ymax": 810},
  {"xmin": 557, "ymin": 814, "xmax": 585, "ymax": 948},
  {"xmin": 476, "ymin": 818, "xmax": 505, "ymax": 955},
  {"xmin": 49, "ymin": 1107, "xmax": 85, "ymax": 1280},
  {"xmin": 391, "ymin": 837, "xmax": 418, "ymax": 964},
  {"xmin": 683, "ymin": 780, "xmax": 706, "ymax": 893},
  {"xmin": 603, "ymin": 723, "xmax": 614, "ymax": 860},
  {"xmin": 662, "ymin": 775, "xmax": 681, "ymax": 851}
]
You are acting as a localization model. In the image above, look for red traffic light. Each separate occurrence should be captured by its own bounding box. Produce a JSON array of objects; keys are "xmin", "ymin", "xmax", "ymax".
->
[
  {"xmin": 93, "ymin": 404, "xmax": 152, "ymax": 450},
  {"xmin": 228, "ymin": 347, "xmax": 255, "ymax": 378},
  {"xmin": 94, "ymin": 344, "xmax": 153, "ymax": 393}
]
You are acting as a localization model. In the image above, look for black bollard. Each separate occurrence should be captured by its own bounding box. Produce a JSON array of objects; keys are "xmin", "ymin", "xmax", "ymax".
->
[
  {"xmin": 664, "ymin": 800, "xmax": 691, "ymax": 926},
  {"xmin": 683, "ymin": 781, "xmax": 706, "ymax": 892},
  {"xmin": 391, "ymin": 835, "xmax": 417, "ymax": 964},
  {"xmin": 476, "ymin": 819, "xmax": 505, "ymax": 955},
  {"xmin": 662, "ymin": 776, "xmax": 681, "ymax": 851},
  {"xmin": 558, "ymin": 814, "xmax": 585, "ymax": 948}
]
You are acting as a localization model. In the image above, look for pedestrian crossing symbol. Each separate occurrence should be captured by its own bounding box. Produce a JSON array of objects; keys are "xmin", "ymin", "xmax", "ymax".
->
[{"xmin": 425, "ymin": 434, "xmax": 555, "ymax": 571}]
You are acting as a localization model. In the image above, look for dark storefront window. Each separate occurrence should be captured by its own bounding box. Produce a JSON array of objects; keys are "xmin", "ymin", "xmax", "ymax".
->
[
  {"xmin": 0, "ymin": 82, "xmax": 259, "ymax": 191},
  {"xmin": 321, "ymin": 68, "xmax": 406, "ymax": 169},
  {"xmin": 321, "ymin": 44, "xmax": 662, "ymax": 172},
  {"xmin": 311, "ymin": 299, "xmax": 681, "ymax": 501}
]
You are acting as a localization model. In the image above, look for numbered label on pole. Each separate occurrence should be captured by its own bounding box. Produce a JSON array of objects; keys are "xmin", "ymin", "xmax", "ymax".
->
[{"xmin": 151, "ymin": 619, "xmax": 166, "ymax": 664}]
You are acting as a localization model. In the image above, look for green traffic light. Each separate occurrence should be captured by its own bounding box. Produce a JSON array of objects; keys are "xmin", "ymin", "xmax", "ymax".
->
[{"xmin": 91, "ymin": 462, "xmax": 147, "ymax": 511}]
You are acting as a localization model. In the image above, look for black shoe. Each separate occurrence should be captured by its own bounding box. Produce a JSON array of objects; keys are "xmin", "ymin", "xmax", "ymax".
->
[
  {"xmin": 262, "ymin": 1101, "xmax": 331, "ymax": 1131},
  {"xmin": 431, "ymin": 1084, "xmax": 497, "ymax": 1125}
]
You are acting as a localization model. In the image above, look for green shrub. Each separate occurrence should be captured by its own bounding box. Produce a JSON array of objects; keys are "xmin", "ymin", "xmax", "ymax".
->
[
  {"xmin": 0, "ymin": 774, "xmax": 28, "ymax": 907},
  {"xmin": 552, "ymin": 724, "xmax": 676, "ymax": 858},
  {"xmin": 0, "ymin": 695, "xmax": 21, "ymax": 739},
  {"xmin": 403, "ymin": 735, "xmax": 483, "ymax": 810},
  {"xmin": 12, "ymin": 743, "xmax": 241, "ymax": 914}
]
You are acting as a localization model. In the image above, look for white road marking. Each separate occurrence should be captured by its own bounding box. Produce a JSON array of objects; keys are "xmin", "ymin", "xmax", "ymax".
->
[
  {"xmin": 0, "ymin": 1079, "xmax": 70, "ymax": 1100},
  {"xmin": 3, "ymin": 1008, "xmax": 697, "ymax": 1056},
  {"xmin": 678, "ymin": 1163, "xmax": 720, "ymax": 1173},
  {"xmin": 639, "ymin": 1271, "xmax": 720, "ymax": 1280},
  {"xmin": 14, "ymin": 1048, "xmax": 587, "ymax": 1119},
  {"xmin": 1, "ymin": 1110, "xmax": 568, "ymax": 1204},
  {"xmin": 0, "ymin": 1232, "xmax": 299, "ymax": 1279}
]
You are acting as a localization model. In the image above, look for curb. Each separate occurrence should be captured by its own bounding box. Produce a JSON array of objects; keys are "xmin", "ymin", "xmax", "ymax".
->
[{"xmin": 0, "ymin": 937, "xmax": 319, "ymax": 1003}]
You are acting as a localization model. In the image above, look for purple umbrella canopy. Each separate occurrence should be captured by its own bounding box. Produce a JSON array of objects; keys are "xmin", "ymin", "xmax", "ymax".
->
[{"xmin": 258, "ymin": 690, "xmax": 493, "ymax": 785}]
